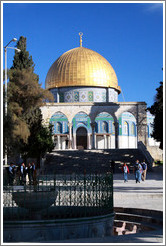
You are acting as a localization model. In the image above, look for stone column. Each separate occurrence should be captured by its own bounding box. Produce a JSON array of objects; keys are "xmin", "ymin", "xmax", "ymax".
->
[
  {"xmin": 94, "ymin": 134, "xmax": 96, "ymax": 149},
  {"xmin": 87, "ymin": 133, "xmax": 91, "ymax": 149},
  {"xmin": 57, "ymin": 90, "xmax": 60, "ymax": 103},
  {"xmin": 57, "ymin": 135, "xmax": 61, "ymax": 150},
  {"xmin": 104, "ymin": 135, "xmax": 107, "ymax": 149},
  {"xmin": 91, "ymin": 123, "xmax": 96, "ymax": 149},
  {"xmin": 68, "ymin": 123, "xmax": 73, "ymax": 149},
  {"xmin": 114, "ymin": 122, "xmax": 119, "ymax": 149},
  {"xmin": 73, "ymin": 133, "xmax": 77, "ymax": 149},
  {"xmin": 108, "ymin": 135, "xmax": 111, "ymax": 149}
]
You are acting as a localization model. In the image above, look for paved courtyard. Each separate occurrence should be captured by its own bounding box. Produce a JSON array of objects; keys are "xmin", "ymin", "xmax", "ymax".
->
[{"xmin": 114, "ymin": 165, "xmax": 163, "ymax": 211}]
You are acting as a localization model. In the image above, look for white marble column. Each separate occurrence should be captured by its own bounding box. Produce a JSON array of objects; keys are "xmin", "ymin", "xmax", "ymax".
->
[
  {"xmin": 87, "ymin": 134, "xmax": 91, "ymax": 149},
  {"xmin": 114, "ymin": 122, "xmax": 119, "ymax": 149},
  {"xmin": 73, "ymin": 133, "xmax": 77, "ymax": 149},
  {"xmin": 57, "ymin": 91, "xmax": 60, "ymax": 103},
  {"xmin": 94, "ymin": 134, "xmax": 96, "ymax": 149},
  {"xmin": 57, "ymin": 135, "xmax": 61, "ymax": 149},
  {"xmin": 104, "ymin": 135, "xmax": 107, "ymax": 149},
  {"xmin": 108, "ymin": 135, "xmax": 111, "ymax": 149},
  {"xmin": 68, "ymin": 123, "xmax": 72, "ymax": 149}
]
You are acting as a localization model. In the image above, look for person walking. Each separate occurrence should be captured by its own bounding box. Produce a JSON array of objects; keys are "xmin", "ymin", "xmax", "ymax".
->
[
  {"xmin": 121, "ymin": 163, "xmax": 130, "ymax": 182},
  {"xmin": 134, "ymin": 160, "xmax": 142, "ymax": 183},
  {"xmin": 141, "ymin": 160, "xmax": 148, "ymax": 181}
]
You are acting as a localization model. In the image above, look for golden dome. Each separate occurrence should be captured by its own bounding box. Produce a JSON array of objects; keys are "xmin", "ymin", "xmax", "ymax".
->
[{"xmin": 45, "ymin": 47, "xmax": 121, "ymax": 94}]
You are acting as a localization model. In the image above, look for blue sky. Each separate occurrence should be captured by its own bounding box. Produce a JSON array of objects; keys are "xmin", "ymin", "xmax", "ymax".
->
[{"xmin": 3, "ymin": 2, "xmax": 163, "ymax": 107}]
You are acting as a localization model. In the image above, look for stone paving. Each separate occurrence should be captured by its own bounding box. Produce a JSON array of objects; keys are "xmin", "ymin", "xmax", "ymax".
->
[{"xmin": 114, "ymin": 165, "xmax": 163, "ymax": 211}]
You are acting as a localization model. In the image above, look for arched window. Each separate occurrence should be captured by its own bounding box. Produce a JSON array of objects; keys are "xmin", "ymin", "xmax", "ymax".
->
[
  {"xmin": 57, "ymin": 122, "xmax": 62, "ymax": 133},
  {"xmin": 95, "ymin": 122, "xmax": 98, "ymax": 133},
  {"xmin": 124, "ymin": 121, "xmax": 129, "ymax": 135},
  {"xmin": 111, "ymin": 121, "xmax": 115, "ymax": 134},
  {"xmin": 131, "ymin": 122, "xmax": 136, "ymax": 136},
  {"xmin": 102, "ymin": 121, "xmax": 108, "ymax": 133}
]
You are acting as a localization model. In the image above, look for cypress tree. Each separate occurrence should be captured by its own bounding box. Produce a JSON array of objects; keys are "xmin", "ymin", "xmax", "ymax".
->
[{"xmin": 11, "ymin": 36, "xmax": 34, "ymax": 71}]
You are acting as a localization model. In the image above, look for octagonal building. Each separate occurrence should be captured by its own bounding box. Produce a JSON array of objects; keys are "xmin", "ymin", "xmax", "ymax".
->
[{"xmin": 41, "ymin": 34, "xmax": 161, "ymax": 161}]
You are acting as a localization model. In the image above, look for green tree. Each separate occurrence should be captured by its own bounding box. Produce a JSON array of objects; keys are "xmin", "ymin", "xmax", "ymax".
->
[
  {"xmin": 5, "ymin": 36, "xmax": 54, "ymax": 161},
  {"xmin": 11, "ymin": 36, "xmax": 34, "ymax": 71},
  {"xmin": 21, "ymin": 108, "xmax": 54, "ymax": 167},
  {"xmin": 148, "ymin": 81, "xmax": 163, "ymax": 149}
]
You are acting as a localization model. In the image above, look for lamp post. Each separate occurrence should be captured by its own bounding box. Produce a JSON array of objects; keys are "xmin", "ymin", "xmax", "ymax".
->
[{"xmin": 4, "ymin": 38, "xmax": 21, "ymax": 166}]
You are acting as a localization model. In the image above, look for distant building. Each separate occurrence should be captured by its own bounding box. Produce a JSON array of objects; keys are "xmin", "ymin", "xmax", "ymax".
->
[{"xmin": 41, "ymin": 34, "xmax": 162, "ymax": 160}]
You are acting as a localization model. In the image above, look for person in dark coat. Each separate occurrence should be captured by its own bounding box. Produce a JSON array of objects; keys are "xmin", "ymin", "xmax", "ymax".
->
[
  {"xmin": 8, "ymin": 163, "xmax": 15, "ymax": 185},
  {"xmin": 31, "ymin": 162, "xmax": 36, "ymax": 183},
  {"xmin": 19, "ymin": 163, "xmax": 26, "ymax": 185},
  {"xmin": 27, "ymin": 163, "xmax": 33, "ymax": 184},
  {"xmin": 134, "ymin": 160, "xmax": 142, "ymax": 183}
]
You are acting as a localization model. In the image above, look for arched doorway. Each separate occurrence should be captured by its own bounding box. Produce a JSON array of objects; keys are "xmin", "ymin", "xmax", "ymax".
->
[{"xmin": 76, "ymin": 127, "xmax": 87, "ymax": 149}]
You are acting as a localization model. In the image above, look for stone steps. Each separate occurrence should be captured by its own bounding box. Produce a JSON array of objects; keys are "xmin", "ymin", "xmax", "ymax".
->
[
  {"xmin": 114, "ymin": 207, "xmax": 163, "ymax": 236},
  {"xmin": 44, "ymin": 149, "xmax": 150, "ymax": 174}
]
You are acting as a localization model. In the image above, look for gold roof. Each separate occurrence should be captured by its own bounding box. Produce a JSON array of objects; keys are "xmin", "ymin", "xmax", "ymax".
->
[{"xmin": 45, "ymin": 47, "xmax": 121, "ymax": 93}]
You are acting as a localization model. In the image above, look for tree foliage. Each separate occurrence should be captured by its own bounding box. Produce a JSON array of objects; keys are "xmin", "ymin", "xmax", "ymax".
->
[
  {"xmin": 11, "ymin": 36, "xmax": 35, "ymax": 71},
  {"xmin": 148, "ymin": 81, "xmax": 163, "ymax": 149},
  {"xmin": 20, "ymin": 108, "xmax": 54, "ymax": 166},
  {"xmin": 5, "ymin": 36, "xmax": 54, "ymax": 161}
]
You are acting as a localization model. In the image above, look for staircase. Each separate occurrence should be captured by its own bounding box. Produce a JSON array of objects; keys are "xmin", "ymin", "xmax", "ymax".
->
[
  {"xmin": 43, "ymin": 149, "xmax": 152, "ymax": 174},
  {"xmin": 114, "ymin": 207, "xmax": 163, "ymax": 236}
]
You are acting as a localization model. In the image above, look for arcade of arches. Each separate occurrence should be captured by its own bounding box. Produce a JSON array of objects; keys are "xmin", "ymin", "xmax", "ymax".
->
[{"xmin": 41, "ymin": 102, "xmax": 151, "ymax": 150}]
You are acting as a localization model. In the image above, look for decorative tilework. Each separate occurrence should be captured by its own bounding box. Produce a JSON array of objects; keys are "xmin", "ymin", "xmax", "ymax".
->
[
  {"xmin": 88, "ymin": 91, "xmax": 93, "ymax": 102},
  {"xmin": 59, "ymin": 92, "xmax": 64, "ymax": 102},
  {"xmin": 50, "ymin": 112, "xmax": 68, "ymax": 134},
  {"xmin": 111, "ymin": 121, "xmax": 115, "ymax": 134},
  {"xmin": 50, "ymin": 89, "xmax": 58, "ymax": 102},
  {"xmin": 50, "ymin": 87, "xmax": 118, "ymax": 103},
  {"xmin": 74, "ymin": 91, "xmax": 79, "ymax": 102},
  {"xmin": 65, "ymin": 92, "xmax": 72, "ymax": 102},
  {"xmin": 102, "ymin": 92, "xmax": 106, "ymax": 102},
  {"xmin": 80, "ymin": 91, "xmax": 88, "ymax": 102},
  {"xmin": 72, "ymin": 112, "xmax": 91, "ymax": 134},
  {"xmin": 94, "ymin": 92, "xmax": 101, "ymax": 102}
]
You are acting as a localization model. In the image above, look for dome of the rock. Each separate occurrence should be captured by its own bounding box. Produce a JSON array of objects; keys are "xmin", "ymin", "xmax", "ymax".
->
[{"xmin": 45, "ymin": 47, "xmax": 121, "ymax": 94}]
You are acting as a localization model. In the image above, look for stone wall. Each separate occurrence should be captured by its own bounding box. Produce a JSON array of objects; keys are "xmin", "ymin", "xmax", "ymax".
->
[{"xmin": 147, "ymin": 146, "xmax": 163, "ymax": 161}]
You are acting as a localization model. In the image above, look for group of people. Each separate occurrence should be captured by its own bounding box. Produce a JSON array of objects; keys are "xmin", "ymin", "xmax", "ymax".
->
[
  {"xmin": 121, "ymin": 160, "xmax": 147, "ymax": 183},
  {"xmin": 7, "ymin": 162, "xmax": 36, "ymax": 185}
]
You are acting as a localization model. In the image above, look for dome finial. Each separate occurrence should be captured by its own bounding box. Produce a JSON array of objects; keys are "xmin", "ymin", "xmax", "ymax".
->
[{"xmin": 79, "ymin": 32, "xmax": 83, "ymax": 47}]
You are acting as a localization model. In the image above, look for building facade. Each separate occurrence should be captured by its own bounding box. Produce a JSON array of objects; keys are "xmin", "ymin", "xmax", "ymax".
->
[{"xmin": 41, "ymin": 34, "xmax": 159, "ymax": 153}]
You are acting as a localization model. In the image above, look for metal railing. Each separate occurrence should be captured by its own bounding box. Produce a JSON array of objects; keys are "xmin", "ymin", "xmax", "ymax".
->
[{"xmin": 3, "ymin": 173, "xmax": 113, "ymax": 221}]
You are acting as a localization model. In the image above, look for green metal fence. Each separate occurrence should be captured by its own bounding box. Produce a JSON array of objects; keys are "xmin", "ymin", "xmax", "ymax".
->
[{"xmin": 3, "ymin": 173, "xmax": 113, "ymax": 221}]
